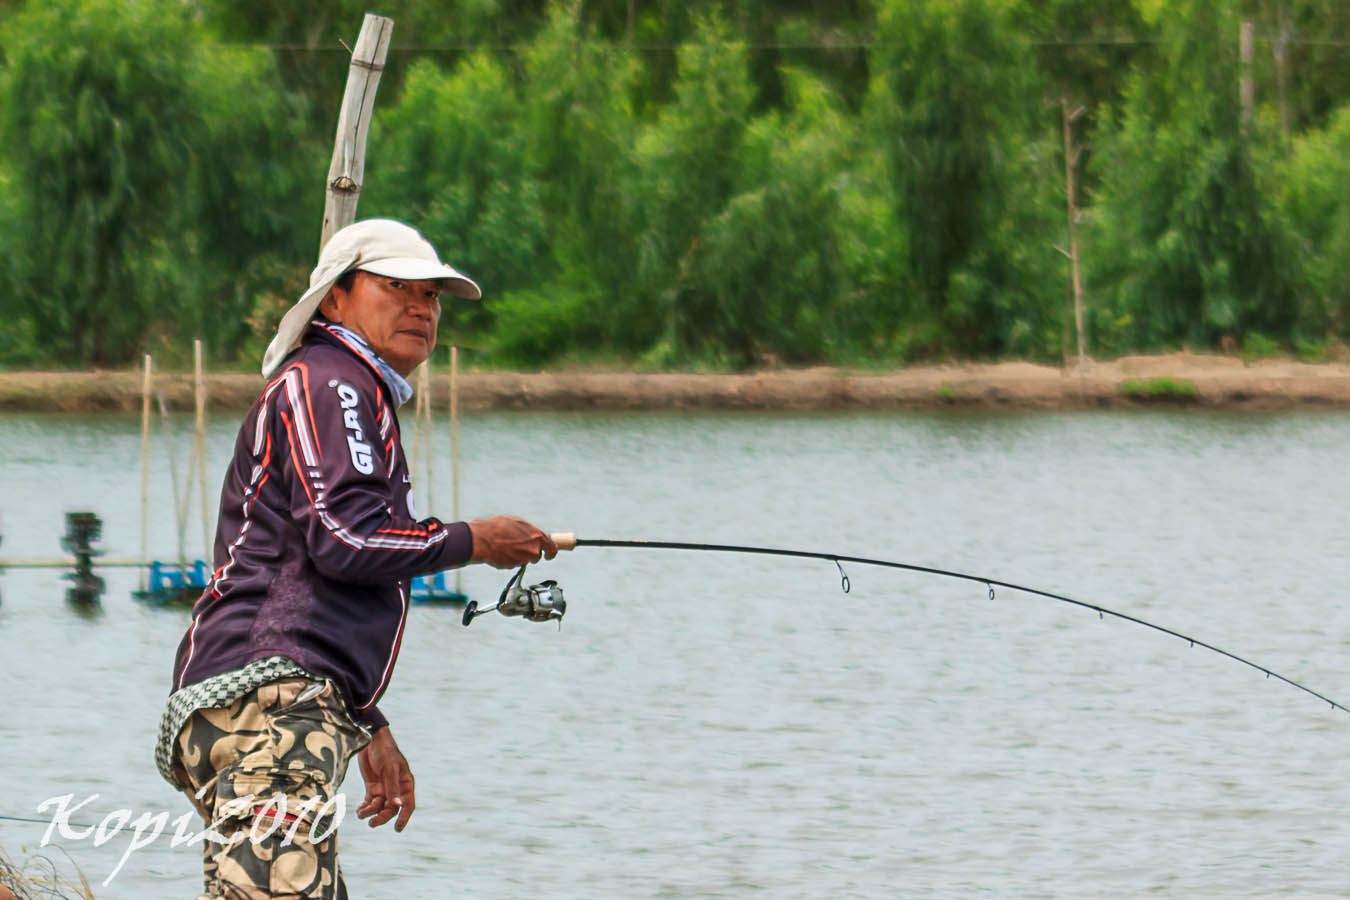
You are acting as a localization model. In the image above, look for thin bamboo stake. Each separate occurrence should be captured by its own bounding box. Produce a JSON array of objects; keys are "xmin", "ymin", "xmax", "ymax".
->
[
  {"xmin": 320, "ymin": 14, "xmax": 395, "ymax": 250},
  {"xmin": 1275, "ymin": 0, "xmax": 1290, "ymax": 141},
  {"xmin": 0, "ymin": 559, "xmax": 152, "ymax": 569},
  {"xmin": 420, "ymin": 357, "xmax": 434, "ymax": 516},
  {"xmin": 1240, "ymin": 19, "xmax": 1255, "ymax": 135},
  {"xmin": 194, "ymin": 339, "xmax": 210, "ymax": 563},
  {"xmin": 158, "ymin": 390, "xmax": 188, "ymax": 567},
  {"xmin": 450, "ymin": 346, "xmax": 462, "ymax": 595},
  {"xmin": 138, "ymin": 354, "xmax": 153, "ymax": 590},
  {"xmin": 1061, "ymin": 99, "xmax": 1087, "ymax": 365}
]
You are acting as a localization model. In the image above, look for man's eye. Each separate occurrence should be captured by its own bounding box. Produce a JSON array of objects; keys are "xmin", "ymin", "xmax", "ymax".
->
[{"xmin": 388, "ymin": 279, "xmax": 405, "ymax": 290}]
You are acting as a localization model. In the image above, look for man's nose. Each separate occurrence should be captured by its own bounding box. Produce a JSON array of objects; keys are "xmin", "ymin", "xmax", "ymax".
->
[{"xmin": 405, "ymin": 297, "xmax": 434, "ymax": 319}]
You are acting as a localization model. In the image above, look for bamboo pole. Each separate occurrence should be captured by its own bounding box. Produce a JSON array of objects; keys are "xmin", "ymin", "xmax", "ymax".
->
[
  {"xmin": 138, "ymin": 354, "xmax": 153, "ymax": 590},
  {"xmin": 450, "ymin": 345, "xmax": 462, "ymax": 595},
  {"xmin": 319, "ymin": 14, "xmax": 395, "ymax": 250},
  {"xmin": 194, "ymin": 340, "xmax": 210, "ymax": 564}
]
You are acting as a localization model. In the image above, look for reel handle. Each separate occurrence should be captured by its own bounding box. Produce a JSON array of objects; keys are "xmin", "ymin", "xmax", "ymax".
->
[{"xmin": 551, "ymin": 532, "xmax": 577, "ymax": 551}]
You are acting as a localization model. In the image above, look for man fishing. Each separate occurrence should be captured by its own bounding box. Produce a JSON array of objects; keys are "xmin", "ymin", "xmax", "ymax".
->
[{"xmin": 154, "ymin": 218, "xmax": 557, "ymax": 899}]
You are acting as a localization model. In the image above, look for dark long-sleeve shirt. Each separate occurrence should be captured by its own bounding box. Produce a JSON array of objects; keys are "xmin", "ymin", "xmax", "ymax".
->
[{"xmin": 170, "ymin": 324, "xmax": 473, "ymax": 730}]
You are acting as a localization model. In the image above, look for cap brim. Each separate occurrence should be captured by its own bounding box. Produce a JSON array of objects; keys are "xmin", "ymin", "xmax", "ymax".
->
[{"xmin": 358, "ymin": 258, "xmax": 482, "ymax": 300}]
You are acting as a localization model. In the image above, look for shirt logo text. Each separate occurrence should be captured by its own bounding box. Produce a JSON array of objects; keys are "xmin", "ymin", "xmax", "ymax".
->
[{"xmin": 335, "ymin": 383, "xmax": 374, "ymax": 475}]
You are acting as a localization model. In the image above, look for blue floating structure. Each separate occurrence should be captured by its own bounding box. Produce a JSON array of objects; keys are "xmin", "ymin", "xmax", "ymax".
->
[
  {"xmin": 130, "ymin": 562, "xmax": 467, "ymax": 607},
  {"xmin": 133, "ymin": 559, "xmax": 209, "ymax": 607},
  {"xmin": 410, "ymin": 570, "xmax": 468, "ymax": 606}
]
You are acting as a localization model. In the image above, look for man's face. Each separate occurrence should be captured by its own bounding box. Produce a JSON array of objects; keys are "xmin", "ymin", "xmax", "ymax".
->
[{"xmin": 319, "ymin": 271, "xmax": 443, "ymax": 375}]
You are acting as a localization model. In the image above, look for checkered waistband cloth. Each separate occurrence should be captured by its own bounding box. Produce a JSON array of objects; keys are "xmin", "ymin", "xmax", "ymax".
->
[{"xmin": 154, "ymin": 655, "xmax": 315, "ymax": 787}]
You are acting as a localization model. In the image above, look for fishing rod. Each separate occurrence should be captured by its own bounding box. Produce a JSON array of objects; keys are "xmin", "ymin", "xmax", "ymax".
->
[{"xmin": 462, "ymin": 533, "xmax": 1350, "ymax": 717}]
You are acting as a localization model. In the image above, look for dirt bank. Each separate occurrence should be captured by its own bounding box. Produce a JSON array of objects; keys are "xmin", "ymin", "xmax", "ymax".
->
[{"xmin": 4, "ymin": 353, "xmax": 1350, "ymax": 413}]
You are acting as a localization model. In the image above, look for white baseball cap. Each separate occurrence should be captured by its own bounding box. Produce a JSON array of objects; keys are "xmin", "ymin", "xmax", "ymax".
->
[{"xmin": 261, "ymin": 218, "xmax": 482, "ymax": 377}]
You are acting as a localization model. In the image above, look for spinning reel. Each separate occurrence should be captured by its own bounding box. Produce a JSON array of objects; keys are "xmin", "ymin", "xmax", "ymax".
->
[{"xmin": 461, "ymin": 562, "xmax": 566, "ymax": 628}]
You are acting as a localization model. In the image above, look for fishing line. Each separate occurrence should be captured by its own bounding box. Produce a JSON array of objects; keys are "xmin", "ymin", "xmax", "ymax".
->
[
  {"xmin": 535, "ymin": 535, "xmax": 1349, "ymax": 716},
  {"xmin": 0, "ymin": 814, "xmax": 97, "ymax": 829}
]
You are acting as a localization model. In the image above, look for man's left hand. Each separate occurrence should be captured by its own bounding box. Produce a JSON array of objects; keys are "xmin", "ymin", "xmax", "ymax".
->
[{"xmin": 357, "ymin": 726, "xmax": 416, "ymax": 831}]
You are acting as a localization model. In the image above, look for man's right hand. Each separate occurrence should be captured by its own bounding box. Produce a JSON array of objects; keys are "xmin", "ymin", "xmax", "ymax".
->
[{"xmin": 468, "ymin": 515, "xmax": 558, "ymax": 569}]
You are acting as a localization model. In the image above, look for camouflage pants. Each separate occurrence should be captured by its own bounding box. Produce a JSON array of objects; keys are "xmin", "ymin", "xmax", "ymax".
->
[{"xmin": 173, "ymin": 677, "xmax": 370, "ymax": 900}]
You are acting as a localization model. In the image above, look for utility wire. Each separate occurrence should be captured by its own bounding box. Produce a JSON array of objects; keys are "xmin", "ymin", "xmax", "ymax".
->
[{"xmin": 235, "ymin": 35, "xmax": 1350, "ymax": 52}]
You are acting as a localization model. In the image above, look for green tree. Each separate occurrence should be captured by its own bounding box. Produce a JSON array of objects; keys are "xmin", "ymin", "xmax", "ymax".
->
[
  {"xmin": 630, "ymin": 14, "xmax": 758, "ymax": 364},
  {"xmin": 676, "ymin": 67, "xmax": 858, "ymax": 365},
  {"xmin": 505, "ymin": 5, "xmax": 643, "ymax": 361},
  {"xmin": 1015, "ymin": 1, "xmax": 1153, "ymax": 111},
  {"xmin": 1012, "ymin": 0, "xmax": 1154, "ymax": 206},
  {"xmin": 364, "ymin": 53, "xmax": 551, "ymax": 342},
  {"xmin": 0, "ymin": 0, "xmax": 310, "ymax": 366},
  {"xmin": 1274, "ymin": 104, "xmax": 1350, "ymax": 340},
  {"xmin": 1252, "ymin": 0, "xmax": 1350, "ymax": 135},
  {"xmin": 192, "ymin": 0, "xmax": 551, "ymax": 142},
  {"xmin": 1087, "ymin": 0, "xmax": 1296, "ymax": 353},
  {"xmin": 865, "ymin": 0, "xmax": 1060, "ymax": 358},
  {"xmin": 10, "ymin": 0, "xmax": 1350, "ymax": 369}
]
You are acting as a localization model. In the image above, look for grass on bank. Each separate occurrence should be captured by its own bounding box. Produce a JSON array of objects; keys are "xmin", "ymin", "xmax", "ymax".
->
[{"xmin": 1118, "ymin": 376, "xmax": 1201, "ymax": 402}]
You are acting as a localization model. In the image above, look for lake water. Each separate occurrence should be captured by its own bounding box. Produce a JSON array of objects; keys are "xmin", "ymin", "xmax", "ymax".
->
[{"xmin": 1, "ymin": 408, "xmax": 1348, "ymax": 898}]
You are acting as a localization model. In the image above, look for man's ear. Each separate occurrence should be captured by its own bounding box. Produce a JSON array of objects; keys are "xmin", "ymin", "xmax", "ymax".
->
[{"xmin": 318, "ymin": 288, "xmax": 340, "ymax": 322}]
